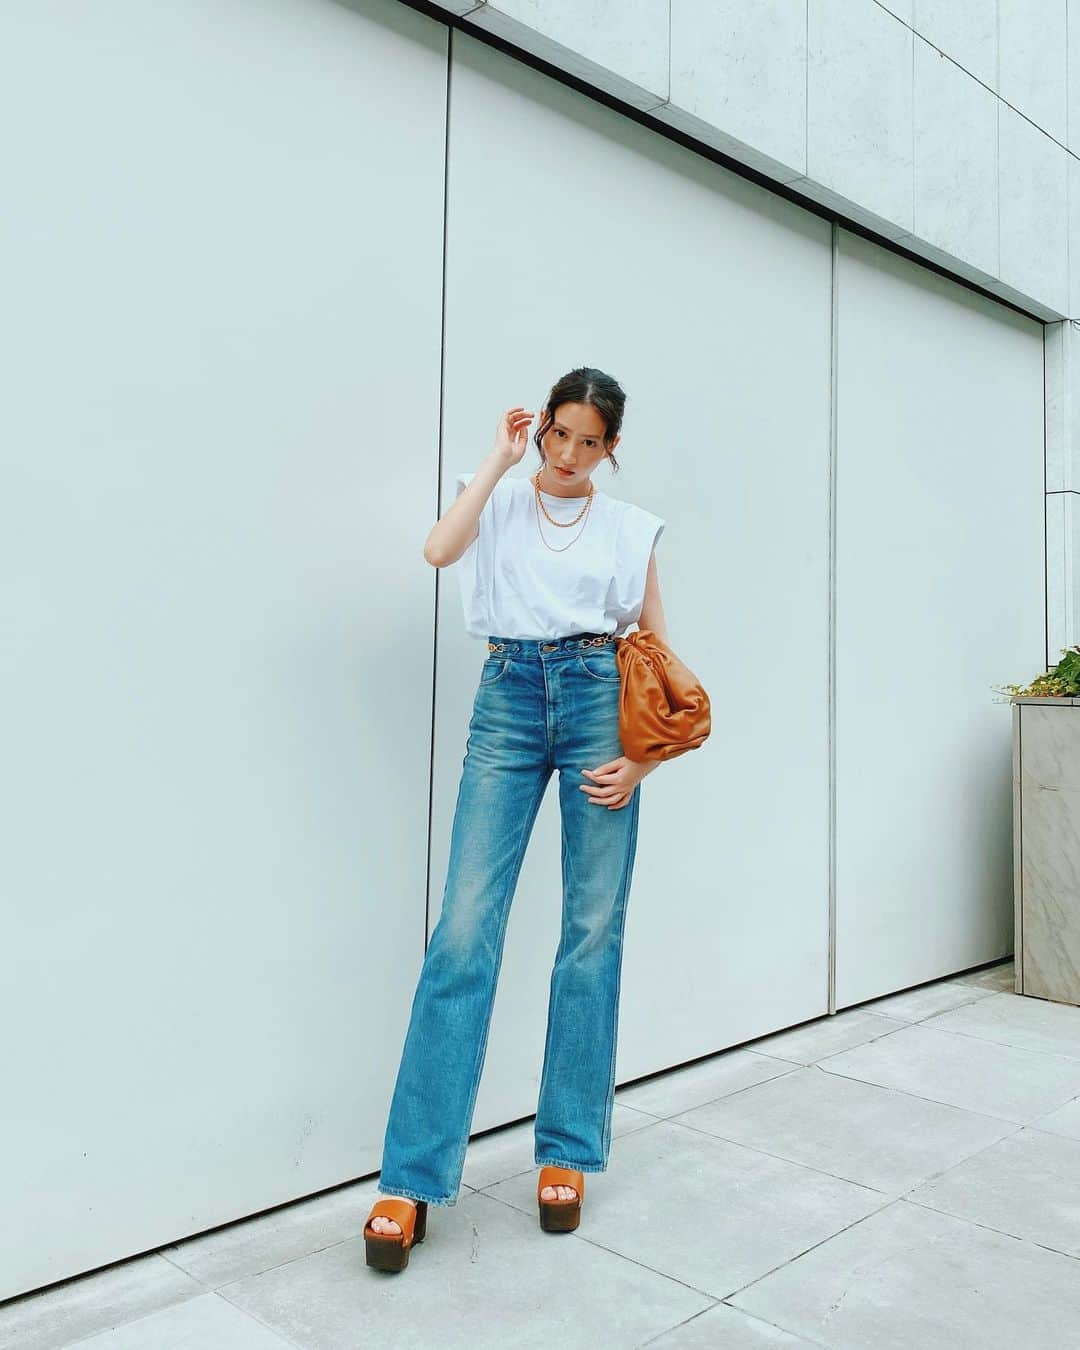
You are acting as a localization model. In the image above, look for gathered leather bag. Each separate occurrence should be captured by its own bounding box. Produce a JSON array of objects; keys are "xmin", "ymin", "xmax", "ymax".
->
[{"xmin": 614, "ymin": 628, "xmax": 711, "ymax": 762}]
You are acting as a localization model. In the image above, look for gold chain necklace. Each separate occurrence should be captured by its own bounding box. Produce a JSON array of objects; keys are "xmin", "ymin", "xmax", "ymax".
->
[{"xmin": 532, "ymin": 470, "xmax": 594, "ymax": 552}]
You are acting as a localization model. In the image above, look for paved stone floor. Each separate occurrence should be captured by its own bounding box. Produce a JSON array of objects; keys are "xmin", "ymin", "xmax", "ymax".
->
[{"xmin": 5, "ymin": 959, "xmax": 1080, "ymax": 1349}]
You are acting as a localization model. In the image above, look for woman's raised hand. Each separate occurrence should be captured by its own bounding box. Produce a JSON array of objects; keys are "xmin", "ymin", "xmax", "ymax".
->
[{"xmin": 493, "ymin": 406, "xmax": 534, "ymax": 466}]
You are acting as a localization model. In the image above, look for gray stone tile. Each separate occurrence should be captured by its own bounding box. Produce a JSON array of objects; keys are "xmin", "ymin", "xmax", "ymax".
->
[
  {"xmin": 671, "ymin": 1064, "xmax": 1015, "ymax": 1195},
  {"xmin": 745, "ymin": 1009, "xmax": 904, "ymax": 1065},
  {"xmin": 998, "ymin": 101, "xmax": 1069, "ymax": 314},
  {"xmin": 858, "ymin": 976, "xmax": 997, "ymax": 1024},
  {"xmin": 913, "ymin": 33, "xmax": 999, "ymax": 279},
  {"xmin": 785, "ymin": 171, "xmax": 913, "ymax": 242},
  {"xmin": 1014, "ymin": 703, "xmax": 1080, "ymax": 1006},
  {"xmin": 951, "ymin": 959, "xmax": 1015, "ymax": 991},
  {"xmin": 668, "ymin": 0, "xmax": 807, "ymax": 177},
  {"xmin": 0, "ymin": 1256, "xmax": 202, "ymax": 1350},
  {"xmin": 806, "ymin": 0, "xmax": 915, "ymax": 235},
  {"xmin": 1046, "ymin": 313, "xmax": 1070, "ymax": 486},
  {"xmin": 468, "ymin": 0, "xmax": 670, "ymax": 107},
  {"xmin": 818, "ymin": 1022, "xmax": 1080, "ymax": 1122},
  {"xmin": 162, "ymin": 1178, "xmax": 382, "ymax": 1288},
  {"xmin": 728, "ymin": 1197, "xmax": 1080, "ymax": 1348},
  {"xmin": 1047, "ymin": 491, "xmax": 1071, "ymax": 649},
  {"xmin": 481, "ymin": 1119, "xmax": 884, "ymax": 1300},
  {"xmin": 998, "ymin": 0, "xmax": 1068, "ymax": 144},
  {"xmin": 878, "ymin": 0, "xmax": 912, "ymax": 23},
  {"xmin": 914, "ymin": 0, "xmax": 997, "ymax": 90},
  {"xmin": 65, "ymin": 1292, "xmax": 293, "ymax": 1349},
  {"xmin": 645, "ymin": 1301, "xmax": 821, "ymax": 1348},
  {"xmin": 1030, "ymin": 1092, "xmax": 1080, "ymax": 1141},
  {"xmin": 907, "ymin": 1125, "xmax": 1080, "ymax": 1256},
  {"xmin": 1071, "ymin": 155, "xmax": 1080, "ymax": 320},
  {"xmin": 921, "ymin": 989, "xmax": 1080, "ymax": 1059},
  {"xmin": 461, "ymin": 1104, "xmax": 654, "ymax": 1192},
  {"xmin": 219, "ymin": 1189, "xmax": 710, "ymax": 1350},
  {"xmin": 1071, "ymin": 0, "xmax": 1080, "ymax": 154},
  {"xmin": 1016, "ymin": 696, "xmax": 1080, "ymax": 783},
  {"xmin": 1046, "ymin": 485, "xmax": 1080, "ymax": 683},
  {"xmin": 886, "ymin": 224, "xmax": 999, "ymax": 290},
  {"xmin": 614, "ymin": 1048, "xmax": 799, "ymax": 1118}
]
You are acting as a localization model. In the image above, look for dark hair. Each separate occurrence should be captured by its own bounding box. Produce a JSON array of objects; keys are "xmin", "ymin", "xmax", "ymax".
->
[{"xmin": 533, "ymin": 367, "xmax": 626, "ymax": 474}]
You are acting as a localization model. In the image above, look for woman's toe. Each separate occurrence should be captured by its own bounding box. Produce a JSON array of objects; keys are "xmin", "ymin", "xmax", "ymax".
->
[{"xmin": 540, "ymin": 1184, "xmax": 577, "ymax": 1201}]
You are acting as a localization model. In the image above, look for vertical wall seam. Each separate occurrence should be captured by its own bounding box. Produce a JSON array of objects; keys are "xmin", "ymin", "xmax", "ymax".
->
[
  {"xmin": 1063, "ymin": 325, "xmax": 1067, "ymax": 657},
  {"xmin": 1017, "ymin": 705, "xmax": 1024, "ymax": 989},
  {"xmin": 1045, "ymin": 327, "xmax": 1050, "ymax": 668},
  {"xmin": 1066, "ymin": 0, "xmax": 1073, "ymax": 667},
  {"xmin": 996, "ymin": 0, "xmax": 1001, "ymax": 280},
  {"xmin": 426, "ymin": 28, "xmax": 455, "ymax": 958},
  {"xmin": 827, "ymin": 221, "xmax": 839, "ymax": 1015},
  {"xmin": 667, "ymin": 0, "xmax": 671, "ymax": 104}
]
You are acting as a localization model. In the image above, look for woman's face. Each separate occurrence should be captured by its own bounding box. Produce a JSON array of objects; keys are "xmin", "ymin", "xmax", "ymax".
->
[{"xmin": 538, "ymin": 401, "xmax": 620, "ymax": 495}]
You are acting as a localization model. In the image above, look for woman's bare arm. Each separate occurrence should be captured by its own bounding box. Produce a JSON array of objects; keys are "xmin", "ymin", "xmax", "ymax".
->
[
  {"xmin": 423, "ymin": 450, "xmax": 510, "ymax": 568},
  {"xmin": 424, "ymin": 408, "xmax": 534, "ymax": 568},
  {"xmin": 636, "ymin": 551, "xmax": 668, "ymax": 643}
]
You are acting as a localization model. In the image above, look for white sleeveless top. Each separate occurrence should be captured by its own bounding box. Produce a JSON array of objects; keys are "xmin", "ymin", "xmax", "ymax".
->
[{"xmin": 453, "ymin": 471, "xmax": 666, "ymax": 640}]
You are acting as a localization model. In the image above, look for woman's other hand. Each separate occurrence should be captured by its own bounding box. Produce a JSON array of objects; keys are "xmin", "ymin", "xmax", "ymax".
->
[{"xmin": 580, "ymin": 756, "xmax": 658, "ymax": 809}]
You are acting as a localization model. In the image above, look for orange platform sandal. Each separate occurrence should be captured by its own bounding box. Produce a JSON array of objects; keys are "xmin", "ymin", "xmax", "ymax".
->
[
  {"xmin": 363, "ymin": 1197, "xmax": 428, "ymax": 1272},
  {"xmin": 537, "ymin": 1165, "xmax": 584, "ymax": 1232}
]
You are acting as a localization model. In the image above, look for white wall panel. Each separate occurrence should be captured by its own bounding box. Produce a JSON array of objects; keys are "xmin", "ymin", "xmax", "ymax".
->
[
  {"xmin": 1, "ymin": 0, "xmax": 1051, "ymax": 1303},
  {"xmin": 834, "ymin": 227, "xmax": 1044, "ymax": 1008},
  {"xmin": 0, "ymin": 0, "xmax": 447, "ymax": 1298},
  {"xmin": 435, "ymin": 32, "xmax": 834, "ymax": 1134}
]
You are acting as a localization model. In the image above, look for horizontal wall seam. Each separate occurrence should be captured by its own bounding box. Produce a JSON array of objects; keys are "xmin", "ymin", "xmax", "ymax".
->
[{"xmin": 396, "ymin": 0, "xmax": 1047, "ymax": 328}]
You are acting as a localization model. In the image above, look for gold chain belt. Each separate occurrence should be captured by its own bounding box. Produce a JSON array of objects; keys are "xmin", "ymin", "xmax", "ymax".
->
[{"xmin": 487, "ymin": 633, "xmax": 615, "ymax": 653}]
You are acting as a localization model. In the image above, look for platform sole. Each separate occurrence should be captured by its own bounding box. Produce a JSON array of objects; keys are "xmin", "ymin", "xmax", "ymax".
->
[
  {"xmin": 364, "ymin": 1200, "xmax": 428, "ymax": 1272},
  {"xmin": 538, "ymin": 1199, "xmax": 581, "ymax": 1232}
]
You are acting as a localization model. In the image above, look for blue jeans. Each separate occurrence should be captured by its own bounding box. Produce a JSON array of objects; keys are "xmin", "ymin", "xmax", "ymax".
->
[{"xmin": 377, "ymin": 631, "xmax": 643, "ymax": 1206}]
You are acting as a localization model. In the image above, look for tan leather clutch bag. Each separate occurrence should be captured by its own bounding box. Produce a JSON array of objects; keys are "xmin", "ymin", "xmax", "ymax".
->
[{"xmin": 614, "ymin": 628, "xmax": 711, "ymax": 763}]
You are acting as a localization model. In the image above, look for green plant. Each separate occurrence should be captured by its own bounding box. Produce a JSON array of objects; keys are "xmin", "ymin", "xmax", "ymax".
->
[{"xmin": 993, "ymin": 646, "xmax": 1080, "ymax": 701}]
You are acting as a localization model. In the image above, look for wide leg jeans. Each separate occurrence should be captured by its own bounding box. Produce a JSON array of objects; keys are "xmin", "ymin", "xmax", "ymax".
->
[{"xmin": 377, "ymin": 631, "xmax": 642, "ymax": 1206}]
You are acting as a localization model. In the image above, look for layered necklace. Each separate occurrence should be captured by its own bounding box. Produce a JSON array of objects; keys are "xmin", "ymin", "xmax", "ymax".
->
[{"xmin": 532, "ymin": 469, "xmax": 595, "ymax": 552}]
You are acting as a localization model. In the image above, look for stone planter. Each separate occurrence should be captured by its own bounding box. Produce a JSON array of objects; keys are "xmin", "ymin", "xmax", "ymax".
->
[{"xmin": 1013, "ymin": 697, "xmax": 1080, "ymax": 1006}]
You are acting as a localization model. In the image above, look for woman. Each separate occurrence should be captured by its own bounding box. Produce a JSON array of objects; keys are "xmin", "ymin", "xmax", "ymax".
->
[{"xmin": 364, "ymin": 367, "xmax": 668, "ymax": 1272}]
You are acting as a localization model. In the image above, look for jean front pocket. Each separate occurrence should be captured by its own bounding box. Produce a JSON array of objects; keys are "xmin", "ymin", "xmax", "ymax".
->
[
  {"xmin": 576, "ymin": 652, "xmax": 621, "ymax": 683},
  {"xmin": 479, "ymin": 656, "xmax": 511, "ymax": 686}
]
